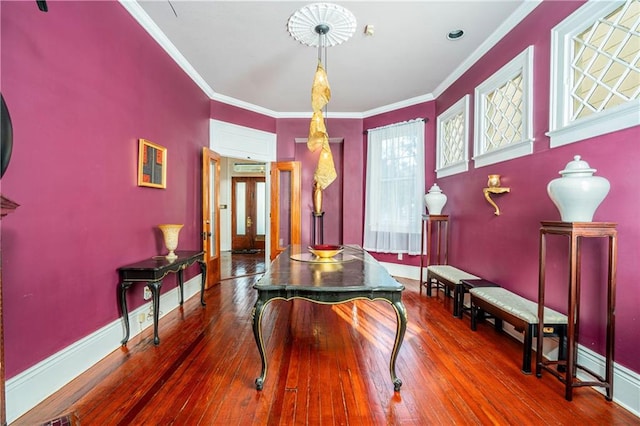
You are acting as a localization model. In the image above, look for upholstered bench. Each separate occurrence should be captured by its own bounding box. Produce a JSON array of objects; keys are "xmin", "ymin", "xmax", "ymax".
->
[
  {"xmin": 424, "ymin": 265, "xmax": 480, "ymax": 317},
  {"xmin": 470, "ymin": 287, "xmax": 567, "ymax": 374}
]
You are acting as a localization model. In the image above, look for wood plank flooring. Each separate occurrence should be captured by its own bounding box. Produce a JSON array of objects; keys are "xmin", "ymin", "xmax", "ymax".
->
[{"xmin": 14, "ymin": 260, "xmax": 639, "ymax": 425}]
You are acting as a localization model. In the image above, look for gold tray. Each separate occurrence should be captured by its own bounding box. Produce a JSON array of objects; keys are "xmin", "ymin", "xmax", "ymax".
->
[{"xmin": 290, "ymin": 253, "xmax": 356, "ymax": 263}]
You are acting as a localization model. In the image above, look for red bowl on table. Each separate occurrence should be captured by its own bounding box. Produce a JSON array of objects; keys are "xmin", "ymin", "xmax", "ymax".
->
[{"xmin": 308, "ymin": 244, "xmax": 344, "ymax": 259}]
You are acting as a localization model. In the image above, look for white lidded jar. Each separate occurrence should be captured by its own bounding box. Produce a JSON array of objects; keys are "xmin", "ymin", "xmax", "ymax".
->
[
  {"xmin": 424, "ymin": 183, "xmax": 447, "ymax": 215},
  {"xmin": 547, "ymin": 155, "xmax": 610, "ymax": 222}
]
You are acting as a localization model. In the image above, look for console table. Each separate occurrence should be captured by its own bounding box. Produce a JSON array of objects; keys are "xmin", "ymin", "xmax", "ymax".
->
[
  {"xmin": 419, "ymin": 214, "xmax": 449, "ymax": 295},
  {"xmin": 536, "ymin": 221, "xmax": 617, "ymax": 401},
  {"xmin": 119, "ymin": 250, "xmax": 206, "ymax": 346}
]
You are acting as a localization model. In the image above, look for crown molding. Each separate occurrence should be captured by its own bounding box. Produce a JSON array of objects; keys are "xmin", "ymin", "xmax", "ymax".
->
[
  {"xmin": 432, "ymin": 0, "xmax": 542, "ymax": 99},
  {"xmin": 119, "ymin": 0, "xmax": 216, "ymax": 99},
  {"xmin": 121, "ymin": 0, "xmax": 542, "ymax": 119}
]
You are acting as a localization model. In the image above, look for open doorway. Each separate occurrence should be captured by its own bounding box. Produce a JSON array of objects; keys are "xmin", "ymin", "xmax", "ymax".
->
[{"xmin": 220, "ymin": 159, "xmax": 267, "ymax": 280}]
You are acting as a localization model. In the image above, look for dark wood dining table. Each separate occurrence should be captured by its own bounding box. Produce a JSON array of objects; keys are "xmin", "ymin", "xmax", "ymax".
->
[{"xmin": 252, "ymin": 245, "xmax": 407, "ymax": 391}]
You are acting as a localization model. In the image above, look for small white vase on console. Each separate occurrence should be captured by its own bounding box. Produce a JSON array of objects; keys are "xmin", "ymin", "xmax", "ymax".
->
[
  {"xmin": 424, "ymin": 183, "xmax": 447, "ymax": 215},
  {"xmin": 547, "ymin": 155, "xmax": 610, "ymax": 222},
  {"xmin": 158, "ymin": 224, "xmax": 184, "ymax": 261}
]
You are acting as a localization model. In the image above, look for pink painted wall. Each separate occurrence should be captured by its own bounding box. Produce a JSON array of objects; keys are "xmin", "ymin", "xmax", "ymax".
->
[
  {"xmin": 432, "ymin": 0, "xmax": 640, "ymax": 373},
  {"xmin": 276, "ymin": 118, "xmax": 364, "ymax": 245},
  {"xmin": 2, "ymin": 0, "xmax": 637, "ymax": 389},
  {"xmin": 1, "ymin": 2, "xmax": 210, "ymax": 377}
]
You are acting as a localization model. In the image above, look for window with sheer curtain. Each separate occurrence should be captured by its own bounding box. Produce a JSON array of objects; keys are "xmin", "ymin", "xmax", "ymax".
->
[{"xmin": 363, "ymin": 119, "xmax": 425, "ymax": 255}]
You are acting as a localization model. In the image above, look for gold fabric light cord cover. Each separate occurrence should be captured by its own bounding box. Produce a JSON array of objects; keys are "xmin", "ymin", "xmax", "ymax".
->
[
  {"xmin": 308, "ymin": 53, "xmax": 336, "ymax": 190},
  {"xmin": 289, "ymin": 3, "xmax": 356, "ymax": 192}
]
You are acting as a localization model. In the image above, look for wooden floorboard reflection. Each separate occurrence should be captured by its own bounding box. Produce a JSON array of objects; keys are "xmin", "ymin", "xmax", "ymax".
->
[{"xmin": 13, "ymin": 256, "xmax": 639, "ymax": 425}]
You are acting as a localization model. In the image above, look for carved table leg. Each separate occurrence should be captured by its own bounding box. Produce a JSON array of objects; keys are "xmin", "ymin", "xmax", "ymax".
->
[
  {"xmin": 177, "ymin": 269, "xmax": 185, "ymax": 305},
  {"xmin": 198, "ymin": 260, "xmax": 207, "ymax": 306},
  {"xmin": 390, "ymin": 298, "xmax": 407, "ymax": 391},
  {"xmin": 119, "ymin": 281, "xmax": 132, "ymax": 345},
  {"xmin": 149, "ymin": 280, "xmax": 163, "ymax": 345},
  {"xmin": 252, "ymin": 297, "xmax": 267, "ymax": 390}
]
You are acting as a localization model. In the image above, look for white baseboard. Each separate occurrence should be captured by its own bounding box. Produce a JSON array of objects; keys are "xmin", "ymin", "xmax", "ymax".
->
[
  {"xmin": 5, "ymin": 275, "xmax": 203, "ymax": 424},
  {"xmin": 382, "ymin": 262, "xmax": 640, "ymax": 418}
]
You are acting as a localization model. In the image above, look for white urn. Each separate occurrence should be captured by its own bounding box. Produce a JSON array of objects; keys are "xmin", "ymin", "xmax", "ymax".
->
[
  {"xmin": 547, "ymin": 155, "xmax": 610, "ymax": 222},
  {"xmin": 424, "ymin": 183, "xmax": 447, "ymax": 215}
]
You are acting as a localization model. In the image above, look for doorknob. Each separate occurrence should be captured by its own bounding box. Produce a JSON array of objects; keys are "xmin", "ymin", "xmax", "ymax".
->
[{"xmin": 247, "ymin": 216, "xmax": 253, "ymax": 227}]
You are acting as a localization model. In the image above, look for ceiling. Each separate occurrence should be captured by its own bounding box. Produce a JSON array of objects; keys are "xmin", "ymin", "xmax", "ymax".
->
[{"xmin": 131, "ymin": 1, "xmax": 538, "ymax": 116}]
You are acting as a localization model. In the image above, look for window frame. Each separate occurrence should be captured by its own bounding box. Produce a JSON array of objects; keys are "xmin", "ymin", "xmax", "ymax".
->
[
  {"xmin": 436, "ymin": 95, "xmax": 470, "ymax": 178},
  {"xmin": 547, "ymin": 0, "xmax": 640, "ymax": 148},
  {"xmin": 473, "ymin": 46, "xmax": 535, "ymax": 168},
  {"xmin": 363, "ymin": 119, "xmax": 425, "ymax": 255}
]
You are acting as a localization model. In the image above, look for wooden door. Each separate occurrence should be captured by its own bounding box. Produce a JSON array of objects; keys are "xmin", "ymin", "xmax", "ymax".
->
[
  {"xmin": 231, "ymin": 177, "xmax": 266, "ymax": 252},
  {"xmin": 270, "ymin": 161, "xmax": 301, "ymax": 260},
  {"xmin": 202, "ymin": 148, "xmax": 221, "ymax": 288}
]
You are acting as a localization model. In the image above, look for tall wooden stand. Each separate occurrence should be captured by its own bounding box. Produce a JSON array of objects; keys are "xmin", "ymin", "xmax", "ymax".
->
[
  {"xmin": 418, "ymin": 214, "xmax": 449, "ymax": 294},
  {"xmin": 536, "ymin": 221, "xmax": 617, "ymax": 401},
  {"xmin": 311, "ymin": 212, "xmax": 324, "ymax": 245}
]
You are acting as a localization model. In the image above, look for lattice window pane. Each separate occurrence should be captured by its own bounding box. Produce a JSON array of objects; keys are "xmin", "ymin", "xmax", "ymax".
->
[
  {"xmin": 570, "ymin": 0, "xmax": 640, "ymax": 121},
  {"xmin": 437, "ymin": 94, "xmax": 469, "ymax": 177},
  {"xmin": 483, "ymin": 74, "xmax": 524, "ymax": 151},
  {"xmin": 442, "ymin": 112, "xmax": 464, "ymax": 166}
]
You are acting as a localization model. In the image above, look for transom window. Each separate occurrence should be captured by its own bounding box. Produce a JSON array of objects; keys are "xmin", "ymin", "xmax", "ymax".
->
[
  {"xmin": 436, "ymin": 95, "xmax": 470, "ymax": 178},
  {"xmin": 473, "ymin": 46, "xmax": 534, "ymax": 168},
  {"xmin": 572, "ymin": 1, "xmax": 639, "ymax": 120},
  {"xmin": 548, "ymin": 0, "xmax": 639, "ymax": 147}
]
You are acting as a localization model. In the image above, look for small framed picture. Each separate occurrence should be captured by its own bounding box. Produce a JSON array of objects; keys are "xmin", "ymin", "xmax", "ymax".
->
[{"xmin": 137, "ymin": 138, "xmax": 167, "ymax": 189}]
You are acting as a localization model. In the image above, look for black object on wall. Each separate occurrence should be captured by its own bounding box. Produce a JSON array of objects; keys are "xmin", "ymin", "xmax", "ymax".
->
[
  {"xmin": 36, "ymin": 1, "xmax": 48, "ymax": 12},
  {"xmin": 0, "ymin": 94, "xmax": 13, "ymax": 179}
]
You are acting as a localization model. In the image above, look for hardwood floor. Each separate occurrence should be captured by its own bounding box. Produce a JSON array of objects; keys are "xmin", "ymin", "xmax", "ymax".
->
[
  {"xmin": 220, "ymin": 251, "xmax": 265, "ymax": 280},
  {"xmin": 14, "ymin": 264, "xmax": 638, "ymax": 425}
]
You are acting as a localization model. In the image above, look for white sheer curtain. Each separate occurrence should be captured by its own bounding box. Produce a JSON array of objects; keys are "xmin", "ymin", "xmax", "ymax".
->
[{"xmin": 363, "ymin": 119, "xmax": 425, "ymax": 255}]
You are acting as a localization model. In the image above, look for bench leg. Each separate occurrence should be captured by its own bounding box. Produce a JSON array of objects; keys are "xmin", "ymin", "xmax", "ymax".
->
[
  {"xmin": 522, "ymin": 324, "xmax": 533, "ymax": 374},
  {"xmin": 453, "ymin": 284, "xmax": 463, "ymax": 318},
  {"xmin": 470, "ymin": 304, "xmax": 478, "ymax": 331},
  {"xmin": 493, "ymin": 317, "xmax": 503, "ymax": 332}
]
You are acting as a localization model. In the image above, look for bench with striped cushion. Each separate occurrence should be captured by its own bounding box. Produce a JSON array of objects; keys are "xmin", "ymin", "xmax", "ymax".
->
[
  {"xmin": 424, "ymin": 265, "xmax": 480, "ymax": 317},
  {"xmin": 470, "ymin": 287, "xmax": 567, "ymax": 374}
]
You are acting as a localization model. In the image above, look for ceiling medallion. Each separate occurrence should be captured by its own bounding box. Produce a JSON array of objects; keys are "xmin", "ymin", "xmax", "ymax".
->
[{"xmin": 287, "ymin": 3, "xmax": 357, "ymax": 47}]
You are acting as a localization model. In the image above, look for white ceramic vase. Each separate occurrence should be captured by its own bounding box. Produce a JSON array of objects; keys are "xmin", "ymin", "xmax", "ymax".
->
[
  {"xmin": 547, "ymin": 155, "xmax": 610, "ymax": 222},
  {"xmin": 159, "ymin": 224, "xmax": 184, "ymax": 261},
  {"xmin": 424, "ymin": 183, "xmax": 447, "ymax": 215}
]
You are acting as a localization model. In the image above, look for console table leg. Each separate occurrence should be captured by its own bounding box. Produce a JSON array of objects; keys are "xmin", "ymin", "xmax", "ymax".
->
[
  {"xmin": 119, "ymin": 282, "xmax": 132, "ymax": 345},
  {"xmin": 252, "ymin": 298, "xmax": 268, "ymax": 390},
  {"xmin": 177, "ymin": 269, "xmax": 185, "ymax": 305},
  {"xmin": 198, "ymin": 260, "xmax": 207, "ymax": 306},
  {"xmin": 149, "ymin": 281, "xmax": 163, "ymax": 345},
  {"xmin": 390, "ymin": 299, "xmax": 407, "ymax": 391}
]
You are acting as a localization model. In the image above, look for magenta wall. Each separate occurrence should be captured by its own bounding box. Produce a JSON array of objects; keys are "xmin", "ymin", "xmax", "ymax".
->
[
  {"xmin": 432, "ymin": 0, "xmax": 639, "ymax": 373},
  {"xmin": 276, "ymin": 118, "xmax": 364, "ymax": 245},
  {"xmin": 2, "ymin": 0, "xmax": 637, "ymax": 386},
  {"xmin": 1, "ymin": 2, "xmax": 210, "ymax": 377}
]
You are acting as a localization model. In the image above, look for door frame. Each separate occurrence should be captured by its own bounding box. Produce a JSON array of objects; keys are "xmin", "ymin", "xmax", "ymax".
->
[
  {"xmin": 202, "ymin": 147, "xmax": 221, "ymax": 288},
  {"xmin": 231, "ymin": 176, "xmax": 266, "ymax": 252},
  {"xmin": 270, "ymin": 161, "xmax": 301, "ymax": 260}
]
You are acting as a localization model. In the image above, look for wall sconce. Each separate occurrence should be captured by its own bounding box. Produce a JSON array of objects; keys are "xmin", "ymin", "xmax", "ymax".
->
[{"xmin": 483, "ymin": 174, "xmax": 510, "ymax": 215}]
